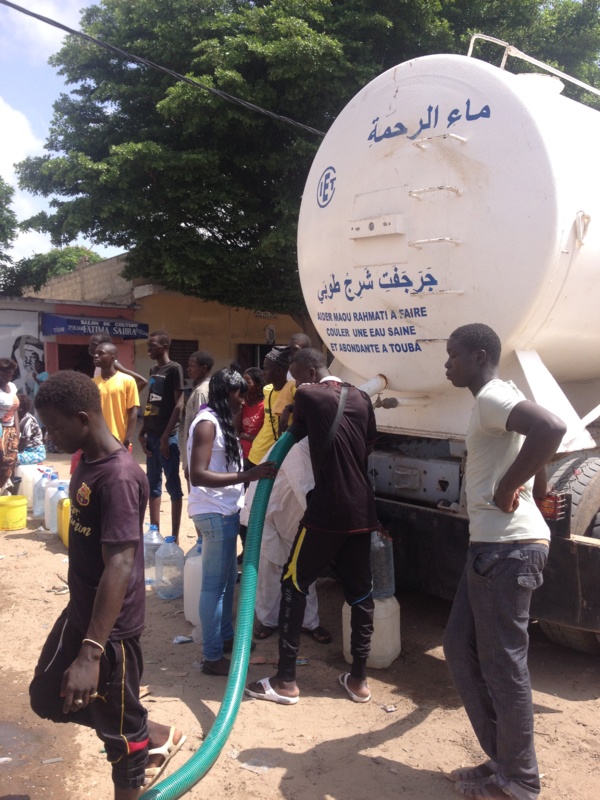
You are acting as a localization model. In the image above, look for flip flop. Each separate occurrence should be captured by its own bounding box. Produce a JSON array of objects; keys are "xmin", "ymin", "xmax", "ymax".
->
[
  {"xmin": 301, "ymin": 625, "xmax": 332, "ymax": 644},
  {"xmin": 254, "ymin": 624, "xmax": 277, "ymax": 640},
  {"xmin": 244, "ymin": 677, "xmax": 299, "ymax": 705},
  {"xmin": 338, "ymin": 672, "xmax": 371, "ymax": 703},
  {"xmin": 144, "ymin": 726, "xmax": 187, "ymax": 788}
]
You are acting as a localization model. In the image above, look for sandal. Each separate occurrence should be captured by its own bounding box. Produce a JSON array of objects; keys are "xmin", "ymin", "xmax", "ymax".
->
[
  {"xmin": 144, "ymin": 726, "xmax": 187, "ymax": 788},
  {"xmin": 254, "ymin": 624, "xmax": 277, "ymax": 640},
  {"xmin": 302, "ymin": 625, "xmax": 332, "ymax": 644}
]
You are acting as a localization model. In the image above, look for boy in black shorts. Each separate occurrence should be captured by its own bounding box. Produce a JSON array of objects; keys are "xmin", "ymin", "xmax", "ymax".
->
[{"xmin": 30, "ymin": 371, "xmax": 185, "ymax": 799}]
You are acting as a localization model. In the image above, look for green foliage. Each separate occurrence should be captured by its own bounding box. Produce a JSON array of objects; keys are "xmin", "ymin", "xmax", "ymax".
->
[
  {"xmin": 0, "ymin": 177, "xmax": 18, "ymax": 269},
  {"xmin": 15, "ymin": 0, "xmax": 600, "ymax": 313},
  {"xmin": 0, "ymin": 246, "xmax": 102, "ymax": 296}
]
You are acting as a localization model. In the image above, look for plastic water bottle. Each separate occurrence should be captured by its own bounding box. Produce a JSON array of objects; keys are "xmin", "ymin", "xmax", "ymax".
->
[
  {"xmin": 184, "ymin": 539, "xmax": 203, "ymax": 627},
  {"xmin": 48, "ymin": 482, "xmax": 69, "ymax": 534},
  {"xmin": 44, "ymin": 473, "xmax": 60, "ymax": 530},
  {"xmin": 155, "ymin": 536, "xmax": 185, "ymax": 600},
  {"xmin": 143, "ymin": 524, "xmax": 165, "ymax": 590},
  {"xmin": 370, "ymin": 529, "xmax": 395, "ymax": 599},
  {"xmin": 33, "ymin": 468, "xmax": 52, "ymax": 517}
]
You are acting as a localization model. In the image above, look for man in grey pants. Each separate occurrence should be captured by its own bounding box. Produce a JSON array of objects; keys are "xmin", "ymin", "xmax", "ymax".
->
[{"xmin": 443, "ymin": 323, "xmax": 566, "ymax": 800}]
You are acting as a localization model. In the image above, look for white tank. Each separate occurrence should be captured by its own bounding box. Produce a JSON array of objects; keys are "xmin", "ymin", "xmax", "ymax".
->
[{"xmin": 298, "ymin": 54, "xmax": 600, "ymax": 441}]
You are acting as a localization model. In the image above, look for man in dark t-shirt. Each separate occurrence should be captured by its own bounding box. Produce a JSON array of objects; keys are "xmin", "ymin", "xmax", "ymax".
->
[
  {"xmin": 246, "ymin": 348, "xmax": 377, "ymax": 706},
  {"xmin": 139, "ymin": 329, "xmax": 184, "ymax": 543},
  {"xmin": 30, "ymin": 371, "xmax": 186, "ymax": 798}
]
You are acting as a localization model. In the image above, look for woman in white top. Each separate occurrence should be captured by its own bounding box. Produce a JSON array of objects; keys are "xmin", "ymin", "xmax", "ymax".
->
[
  {"xmin": 0, "ymin": 357, "xmax": 20, "ymax": 491},
  {"xmin": 188, "ymin": 368, "xmax": 276, "ymax": 676}
]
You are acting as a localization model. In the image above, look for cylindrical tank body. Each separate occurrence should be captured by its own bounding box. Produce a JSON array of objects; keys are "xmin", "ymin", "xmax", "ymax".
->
[{"xmin": 298, "ymin": 55, "xmax": 600, "ymax": 434}]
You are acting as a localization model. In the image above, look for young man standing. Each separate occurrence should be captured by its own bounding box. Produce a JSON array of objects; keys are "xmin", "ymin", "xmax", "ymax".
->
[
  {"xmin": 93, "ymin": 342, "xmax": 140, "ymax": 449},
  {"xmin": 443, "ymin": 323, "xmax": 566, "ymax": 800},
  {"xmin": 88, "ymin": 333, "xmax": 148, "ymax": 392},
  {"xmin": 139, "ymin": 330, "xmax": 184, "ymax": 543},
  {"xmin": 246, "ymin": 348, "xmax": 377, "ymax": 705},
  {"xmin": 30, "ymin": 371, "xmax": 185, "ymax": 799},
  {"xmin": 180, "ymin": 350, "xmax": 214, "ymax": 479},
  {"xmin": 247, "ymin": 346, "xmax": 292, "ymax": 467}
]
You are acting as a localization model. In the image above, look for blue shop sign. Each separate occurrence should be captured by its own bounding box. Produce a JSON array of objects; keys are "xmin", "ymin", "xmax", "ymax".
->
[{"xmin": 41, "ymin": 313, "xmax": 149, "ymax": 340}]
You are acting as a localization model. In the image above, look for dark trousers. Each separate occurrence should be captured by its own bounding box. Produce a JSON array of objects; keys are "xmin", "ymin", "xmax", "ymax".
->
[
  {"xmin": 277, "ymin": 526, "xmax": 374, "ymax": 682},
  {"xmin": 30, "ymin": 609, "xmax": 149, "ymax": 790},
  {"xmin": 443, "ymin": 542, "xmax": 548, "ymax": 800}
]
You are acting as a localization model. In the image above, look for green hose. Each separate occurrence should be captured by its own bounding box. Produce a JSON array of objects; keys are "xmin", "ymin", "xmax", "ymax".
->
[{"xmin": 141, "ymin": 430, "xmax": 296, "ymax": 800}]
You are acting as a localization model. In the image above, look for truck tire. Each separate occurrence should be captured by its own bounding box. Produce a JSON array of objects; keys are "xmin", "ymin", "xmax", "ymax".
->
[
  {"xmin": 537, "ymin": 456, "xmax": 600, "ymax": 653},
  {"xmin": 537, "ymin": 621, "xmax": 600, "ymax": 654},
  {"xmin": 549, "ymin": 454, "xmax": 600, "ymax": 538}
]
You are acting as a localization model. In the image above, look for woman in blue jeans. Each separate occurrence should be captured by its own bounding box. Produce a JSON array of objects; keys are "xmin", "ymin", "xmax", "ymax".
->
[{"xmin": 188, "ymin": 369, "xmax": 277, "ymax": 675}]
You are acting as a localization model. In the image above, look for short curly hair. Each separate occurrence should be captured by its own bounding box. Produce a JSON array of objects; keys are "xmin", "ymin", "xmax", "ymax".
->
[
  {"xmin": 36, "ymin": 370, "xmax": 102, "ymax": 415},
  {"xmin": 449, "ymin": 324, "xmax": 502, "ymax": 366}
]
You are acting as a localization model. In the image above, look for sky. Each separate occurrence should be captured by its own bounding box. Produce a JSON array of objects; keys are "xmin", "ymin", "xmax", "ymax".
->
[{"xmin": 0, "ymin": 0, "xmax": 121, "ymax": 261}]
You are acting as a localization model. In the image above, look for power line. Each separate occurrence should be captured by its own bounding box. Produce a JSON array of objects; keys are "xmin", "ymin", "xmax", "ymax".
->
[{"xmin": 0, "ymin": 0, "xmax": 326, "ymax": 138}]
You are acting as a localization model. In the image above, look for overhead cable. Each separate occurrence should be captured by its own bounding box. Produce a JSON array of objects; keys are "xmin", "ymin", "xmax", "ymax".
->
[{"xmin": 0, "ymin": 0, "xmax": 326, "ymax": 138}]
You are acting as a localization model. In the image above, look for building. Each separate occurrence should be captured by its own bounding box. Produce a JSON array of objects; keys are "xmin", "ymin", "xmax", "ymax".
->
[{"xmin": 28, "ymin": 254, "xmax": 303, "ymax": 383}]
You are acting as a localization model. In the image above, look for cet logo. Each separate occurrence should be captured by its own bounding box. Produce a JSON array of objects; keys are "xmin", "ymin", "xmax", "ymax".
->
[
  {"xmin": 77, "ymin": 482, "xmax": 91, "ymax": 507},
  {"xmin": 317, "ymin": 166, "xmax": 337, "ymax": 208}
]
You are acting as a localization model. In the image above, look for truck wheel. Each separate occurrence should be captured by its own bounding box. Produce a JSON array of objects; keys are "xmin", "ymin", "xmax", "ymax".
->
[
  {"xmin": 549, "ymin": 455, "xmax": 600, "ymax": 538},
  {"xmin": 537, "ymin": 621, "xmax": 600, "ymax": 654},
  {"xmin": 537, "ymin": 456, "xmax": 600, "ymax": 653}
]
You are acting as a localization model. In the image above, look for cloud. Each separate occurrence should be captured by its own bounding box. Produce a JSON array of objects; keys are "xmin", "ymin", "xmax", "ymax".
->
[{"xmin": 0, "ymin": 0, "xmax": 85, "ymax": 66}]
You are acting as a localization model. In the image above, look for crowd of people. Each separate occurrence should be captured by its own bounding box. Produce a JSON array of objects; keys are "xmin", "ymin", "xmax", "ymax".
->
[{"xmin": 4, "ymin": 321, "xmax": 565, "ymax": 800}]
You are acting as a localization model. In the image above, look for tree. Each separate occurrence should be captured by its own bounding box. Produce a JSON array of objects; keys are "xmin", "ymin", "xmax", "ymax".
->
[
  {"xmin": 0, "ymin": 246, "xmax": 102, "ymax": 296},
  {"xmin": 15, "ymin": 0, "xmax": 600, "ymax": 322},
  {"xmin": 0, "ymin": 176, "xmax": 18, "ymax": 270}
]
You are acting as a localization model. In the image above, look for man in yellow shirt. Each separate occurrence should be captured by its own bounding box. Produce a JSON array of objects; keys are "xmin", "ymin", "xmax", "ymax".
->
[
  {"xmin": 93, "ymin": 343, "xmax": 140, "ymax": 448},
  {"xmin": 248, "ymin": 346, "xmax": 292, "ymax": 466}
]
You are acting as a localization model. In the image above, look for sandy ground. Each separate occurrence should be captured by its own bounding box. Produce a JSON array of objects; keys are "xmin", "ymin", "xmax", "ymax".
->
[{"xmin": 1, "ymin": 447, "xmax": 600, "ymax": 800}]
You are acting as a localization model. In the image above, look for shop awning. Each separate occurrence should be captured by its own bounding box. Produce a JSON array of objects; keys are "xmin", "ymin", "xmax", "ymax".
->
[{"xmin": 41, "ymin": 313, "xmax": 149, "ymax": 340}]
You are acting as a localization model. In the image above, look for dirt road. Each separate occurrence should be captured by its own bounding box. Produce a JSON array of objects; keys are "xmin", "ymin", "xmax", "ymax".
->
[{"xmin": 1, "ymin": 451, "xmax": 599, "ymax": 799}]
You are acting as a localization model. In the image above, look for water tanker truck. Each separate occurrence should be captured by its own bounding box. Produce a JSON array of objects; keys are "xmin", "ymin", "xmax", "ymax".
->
[{"xmin": 297, "ymin": 35, "xmax": 600, "ymax": 654}]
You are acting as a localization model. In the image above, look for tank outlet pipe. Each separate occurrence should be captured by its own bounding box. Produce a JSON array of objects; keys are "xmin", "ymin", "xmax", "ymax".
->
[
  {"xmin": 140, "ymin": 430, "xmax": 296, "ymax": 800},
  {"xmin": 358, "ymin": 374, "xmax": 387, "ymax": 397}
]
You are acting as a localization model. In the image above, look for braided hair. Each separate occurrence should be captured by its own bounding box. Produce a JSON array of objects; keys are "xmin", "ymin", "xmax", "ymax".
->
[
  {"xmin": 208, "ymin": 368, "xmax": 248, "ymax": 469},
  {"xmin": 243, "ymin": 367, "xmax": 266, "ymax": 400}
]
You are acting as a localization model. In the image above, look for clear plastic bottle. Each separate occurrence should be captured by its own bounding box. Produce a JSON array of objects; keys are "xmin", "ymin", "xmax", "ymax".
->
[
  {"xmin": 370, "ymin": 529, "xmax": 395, "ymax": 599},
  {"xmin": 183, "ymin": 539, "xmax": 203, "ymax": 627},
  {"xmin": 155, "ymin": 536, "xmax": 185, "ymax": 600},
  {"xmin": 33, "ymin": 468, "xmax": 52, "ymax": 518},
  {"xmin": 143, "ymin": 524, "xmax": 165, "ymax": 590},
  {"xmin": 44, "ymin": 473, "xmax": 60, "ymax": 530},
  {"xmin": 48, "ymin": 482, "xmax": 69, "ymax": 534}
]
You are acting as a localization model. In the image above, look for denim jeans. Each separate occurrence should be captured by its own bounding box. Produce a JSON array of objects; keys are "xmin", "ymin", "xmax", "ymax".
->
[
  {"xmin": 145, "ymin": 432, "xmax": 183, "ymax": 500},
  {"xmin": 443, "ymin": 542, "xmax": 548, "ymax": 800},
  {"xmin": 192, "ymin": 512, "xmax": 239, "ymax": 661}
]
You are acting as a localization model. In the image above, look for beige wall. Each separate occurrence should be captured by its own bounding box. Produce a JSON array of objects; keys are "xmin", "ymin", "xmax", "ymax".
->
[
  {"xmin": 31, "ymin": 255, "xmax": 132, "ymax": 305},
  {"xmin": 133, "ymin": 292, "xmax": 301, "ymax": 382}
]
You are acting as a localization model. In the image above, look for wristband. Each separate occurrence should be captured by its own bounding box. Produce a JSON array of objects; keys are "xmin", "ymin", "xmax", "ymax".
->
[{"xmin": 82, "ymin": 638, "xmax": 105, "ymax": 655}]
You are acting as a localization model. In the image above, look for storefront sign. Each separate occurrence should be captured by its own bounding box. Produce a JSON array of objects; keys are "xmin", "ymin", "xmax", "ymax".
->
[{"xmin": 41, "ymin": 313, "xmax": 148, "ymax": 340}]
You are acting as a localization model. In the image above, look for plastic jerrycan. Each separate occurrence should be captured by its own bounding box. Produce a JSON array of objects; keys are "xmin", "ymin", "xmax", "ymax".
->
[
  {"xmin": 49, "ymin": 482, "xmax": 69, "ymax": 534},
  {"xmin": 16, "ymin": 464, "xmax": 39, "ymax": 509},
  {"xmin": 44, "ymin": 473, "xmax": 60, "ymax": 529},
  {"xmin": 342, "ymin": 530, "xmax": 401, "ymax": 668},
  {"xmin": 143, "ymin": 524, "xmax": 165, "ymax": 591},
  {"xmin": 184, "ymin": 539, "xmax": 203, "ymax": 627},
  {"xmin": 57, "ymin": 497, "xmax": 71, "ymax": 547},
  {"xmin": 155, "ymin": 536, "xmax": 185, "ymax": 600}
]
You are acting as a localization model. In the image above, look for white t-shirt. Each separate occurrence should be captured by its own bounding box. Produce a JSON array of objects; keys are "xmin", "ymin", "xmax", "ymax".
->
[
  {"xmin": 465, "ymin": 379, "xmax": 549, "ymax": 543},
  {"xmin": 187, "ymin": 408, "xmax": 244, "ymax": 517}
]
